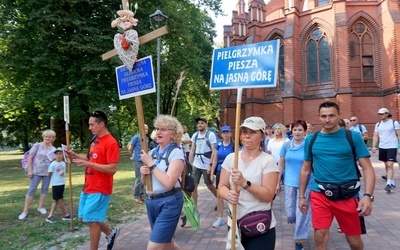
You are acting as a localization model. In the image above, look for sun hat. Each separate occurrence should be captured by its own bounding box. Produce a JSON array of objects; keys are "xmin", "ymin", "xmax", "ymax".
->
[
  {"xmin": 377, "ymin": 108, "xmax": 389, "ymax": 114},
  {"xmin": 221, "ymin": 125, "xmax": 231, "ymax": 132},
  {"xmin": 240, "ymin": 117, "xmax": 266, "ymax": 133}
]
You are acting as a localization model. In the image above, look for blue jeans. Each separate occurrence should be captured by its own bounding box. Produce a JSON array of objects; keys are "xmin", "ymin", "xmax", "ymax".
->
[{"xmin": 133, "ymin": 161, "xmax": 145, "ymax": 199}]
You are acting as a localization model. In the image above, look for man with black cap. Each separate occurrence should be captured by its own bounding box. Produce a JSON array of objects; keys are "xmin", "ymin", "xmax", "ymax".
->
[
  {"xmin": 189, "ymin": 117, "xmax": 217, "ymax": 206},
  {"xmin": 372, "ymin": 108, "xmax": 400, "ymax": 191}
]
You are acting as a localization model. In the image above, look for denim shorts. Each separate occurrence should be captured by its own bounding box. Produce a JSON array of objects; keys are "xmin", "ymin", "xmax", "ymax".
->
[
  {"xmin": 146, "ymin": 191, "xmax": 183, "ymax": 243},
  {"xmin": 78, "ymin": 192, "xmax": 110, "ymax": 223}
]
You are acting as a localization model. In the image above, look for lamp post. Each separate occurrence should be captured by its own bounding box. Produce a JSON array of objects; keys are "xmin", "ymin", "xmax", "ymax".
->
[{"xmin": 149, "ymin": 9, "xmax": 168, "ymax": 116}]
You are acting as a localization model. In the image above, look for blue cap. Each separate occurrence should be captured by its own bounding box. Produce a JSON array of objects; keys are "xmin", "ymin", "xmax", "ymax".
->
[{"xmin": 221, "ymin": 125, "xmax": 231, "ymax": 132}]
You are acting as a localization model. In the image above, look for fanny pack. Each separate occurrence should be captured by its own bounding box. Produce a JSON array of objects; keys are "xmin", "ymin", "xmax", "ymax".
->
[
  {"xmin": 317, "ymin": 179, "xmax": 361, "ymax": 201},
  {"xmin": 237, "ymin": 210, "xmax": 272, "ymax": 237}
]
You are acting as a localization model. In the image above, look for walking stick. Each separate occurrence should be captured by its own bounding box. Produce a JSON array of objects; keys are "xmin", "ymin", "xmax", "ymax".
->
[
  {"xmin": 231, "ymin": 88, "xmax": 242, "ymax": 250},
  {"xmin": 63, "ymin": 96, "xmax": 74, "ymax": 229}
]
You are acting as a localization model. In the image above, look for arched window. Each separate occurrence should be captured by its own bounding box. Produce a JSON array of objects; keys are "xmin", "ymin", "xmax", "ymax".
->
[
  {"xmin": 349, "ymin": 22, "xmax": 374, "ymax": 81},
  {"xmin": 306, "ymin": 27, "xmax": 331, "ymax": 84},
  {"xmin": 269, "ymin": 35, "xmax": 284, "ymax": 88}
]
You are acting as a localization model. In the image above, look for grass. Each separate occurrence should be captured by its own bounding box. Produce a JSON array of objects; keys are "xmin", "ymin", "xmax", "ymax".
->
[{"xmin": 0, "ymin": 149, "xmax": 146, "ymax": 249}]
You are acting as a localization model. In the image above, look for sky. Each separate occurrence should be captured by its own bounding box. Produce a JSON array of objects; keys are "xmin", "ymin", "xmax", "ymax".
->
[{"xmin": 212, "ymin": 0, "xmax": 239, "ymax": 43}]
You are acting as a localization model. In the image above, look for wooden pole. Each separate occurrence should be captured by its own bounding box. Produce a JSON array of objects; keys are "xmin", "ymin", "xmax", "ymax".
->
[
  {"xmin": 135, "ymin": 96, "xmax": 152, "ymax": 191},
  {"xmin": 65, "ymin": 130, "xmax": 74, "ymax": 229},
  {"xmin": 170, "ymin": 71, "xmax": 185, "ymax": 116},
  {"xmin": 231, "ymin": 88, "xmax": 242, "ymax": 250},
  {"xmin": 64, "ymin": 96, "xmax": 74, "ymax": 229}
]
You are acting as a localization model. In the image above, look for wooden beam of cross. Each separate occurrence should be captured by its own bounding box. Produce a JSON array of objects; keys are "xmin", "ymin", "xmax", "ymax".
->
[
  {"xmin": 170, "ymin": 71, "xmax": 185, "ymax": 116},
  {"xmin": 103, "ymin": 0, "xmax": 168, "ymax": 191}
]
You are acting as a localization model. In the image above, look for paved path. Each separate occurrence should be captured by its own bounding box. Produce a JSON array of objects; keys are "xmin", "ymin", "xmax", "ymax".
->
[{"xmin": 76, "ymin": 152, "xmax": 400, "ymax": 249}]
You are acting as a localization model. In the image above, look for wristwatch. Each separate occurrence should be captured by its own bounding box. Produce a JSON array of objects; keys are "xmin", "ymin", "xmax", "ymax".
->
[
  {"xmin": 363, "ymin": 193, "xmax": 374, "ymax": 202},
  {"xmin": 244, "ymin": 180, "xmax": 251, "ymax": 189},
  {"xmin": 149, "ymin": 164, "xmax": 156, "ymax": 172}
]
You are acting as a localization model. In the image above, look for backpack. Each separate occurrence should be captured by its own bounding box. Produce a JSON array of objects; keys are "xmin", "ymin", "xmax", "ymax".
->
[
  {"xmin": 358, "ymin": 124, "xmax": 368, "ymax": 144},
  {"xmin": 193, "ymin": 130, "xmax": 213, "ymax": 158},
  {"xmin": 309, "ymin": 130, "xmax": 361, "ymax": 179},
  {"xmin": 152, "ymin": 144, "xmax": 195, "ymax": 193},
  {"xmin": 21, "ymin": 143, "xmax": 39, "ymax": 171}
]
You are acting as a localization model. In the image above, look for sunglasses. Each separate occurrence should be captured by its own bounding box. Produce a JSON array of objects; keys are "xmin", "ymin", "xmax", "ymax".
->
[
  {"xmin": 350, "ymin": 119, "xmax": 357, "ymax": 122},
  {"xmin": 91, "ymin": 111, "xmax": 108, "ymax": 123}
]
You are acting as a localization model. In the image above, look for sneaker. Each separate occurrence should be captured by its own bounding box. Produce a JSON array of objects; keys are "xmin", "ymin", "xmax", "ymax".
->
[
  {"xmin": 37, "ymin": 208, "xmax": 47, "ymax": 215},
  {"xmin": 382, "ymin": 175, "xmax": 387, "ymax": 180},
  {"xmin": 295, "ymin": 243, "xmax": 304, "ymax": 250},
  {"xmin": 46, "ymin": 216, "xmax": 56, "ymax": 223},
  {"xmin": 180, "ymin": 215, "xmax": 187, "ymax": 227},
  {"xmin": 212, "ymin": 217, "xmax": 224, "ymax": 228},
  {"xmin": 106, "ymin": 227, "xmax": 120, "ymax": 250},
  {"xmin": 391, "ymin": 184, "xmax": 396, "ymax": 189},
  {"xmin": 18, "ymin": 212, "xmax": 28, "ymax": 220},
  {"xmin": 62, "ymin": 214, "xmax": 71, "ymax": 221},
  {"xmin": 385, "ymin": 184, "xmax": 392, "ymax": 191}
]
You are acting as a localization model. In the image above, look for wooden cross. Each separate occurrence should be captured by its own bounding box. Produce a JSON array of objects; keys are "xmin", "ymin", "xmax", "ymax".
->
[
  {"xmin": 102, "ymin": 0, "xmax": 169, "ymax": 191},
  {"xmin": 170, "ymin": 71, "xmax": 185, "ymax": 116}
]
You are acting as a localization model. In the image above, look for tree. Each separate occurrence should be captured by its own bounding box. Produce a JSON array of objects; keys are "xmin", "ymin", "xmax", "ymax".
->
[{"xmin": 0, "ymin": 0, "xmax": 223, "ymax": 147}]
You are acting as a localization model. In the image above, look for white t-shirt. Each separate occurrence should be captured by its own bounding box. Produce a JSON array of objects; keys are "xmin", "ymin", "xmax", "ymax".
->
[
  {"xmin": 191, "ymin": 130, "xmax": 217, "ymax": 169},
  {"xmin": 374, "ymin": 119, "xmax": 400, "ymax": 149},
  {"xmin": 48, "ymin": 160, "xmax": 66, "ymax": 186},
  {"xmin": 267, "ymin": 137, "xmax": 290, "ymax": 163},
  {"xmin": 182, "ymin": 132, "xmax": 191, "ymax": 152},
  {"xmin": 222, "ymin": 151, "xmax": 278, "ymax": 228}
]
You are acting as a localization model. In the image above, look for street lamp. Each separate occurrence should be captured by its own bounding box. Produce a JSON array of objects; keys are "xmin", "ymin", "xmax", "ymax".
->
[{"xmin": 149, "ymin": 9, "xmax": 168, "ymax": 116}]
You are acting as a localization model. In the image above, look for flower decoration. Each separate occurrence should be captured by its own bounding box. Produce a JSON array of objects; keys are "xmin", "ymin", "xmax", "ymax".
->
[
  {"xmin": 112, "ymin": 2, "xmax": 140, "ymax": 71},
  {"xmin": 111, "ymin": 3, "xmax": 139, "ymax": 34}
]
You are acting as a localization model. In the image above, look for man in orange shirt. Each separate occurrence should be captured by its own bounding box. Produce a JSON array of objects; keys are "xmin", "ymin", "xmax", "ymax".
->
[{"xmin": 68, "ymin": 110, "xmax": 120, "ymax": 250}]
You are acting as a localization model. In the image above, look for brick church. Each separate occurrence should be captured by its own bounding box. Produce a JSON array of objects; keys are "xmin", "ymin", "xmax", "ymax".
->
[{"xmin": 219, "ymin": 0, "xmax": 400, "ymax": 135}]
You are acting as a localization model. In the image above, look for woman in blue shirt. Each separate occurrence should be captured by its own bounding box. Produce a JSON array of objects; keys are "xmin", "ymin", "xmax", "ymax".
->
[
  {"xmin": 278, "ymin": 119, "xmax": 313, "ymax": 250},
  {"xmin": 210, "ymin": 125, "xmax": 234, "ymax": 228}
]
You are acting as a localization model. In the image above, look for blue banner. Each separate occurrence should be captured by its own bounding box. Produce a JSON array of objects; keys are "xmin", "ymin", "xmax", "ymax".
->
[
  {"xmin": 115, "ymin": 56, "xmax": 155, "ymax": 100},
  {"xmin": 210, "ymin": 40, "xmax": 280, "ymax": 90}
]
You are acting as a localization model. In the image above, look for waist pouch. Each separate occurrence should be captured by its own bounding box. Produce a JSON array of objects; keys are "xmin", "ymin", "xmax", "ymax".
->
[
  {"xmin": 237, "ymin": 210, "xmax": 272, "ymax": 237},
  {"xmin": 317, "ymin": 179, "xmax": 361, "ymax": 201}
]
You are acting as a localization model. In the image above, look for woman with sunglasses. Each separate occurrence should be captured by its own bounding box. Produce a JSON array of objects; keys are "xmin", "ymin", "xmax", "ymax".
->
[{"xmin": 140, "ymin": 115, "xmax": 185, "ymax": 250}]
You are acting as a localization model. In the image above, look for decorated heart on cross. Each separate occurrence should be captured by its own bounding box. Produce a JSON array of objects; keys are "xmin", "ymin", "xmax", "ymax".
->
[{"xmin": 114, "ymin": 29, "xmax": 139, "ymax": 71}]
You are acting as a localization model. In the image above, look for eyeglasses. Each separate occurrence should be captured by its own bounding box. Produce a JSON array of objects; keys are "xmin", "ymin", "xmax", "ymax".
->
[
  {"xmin": 91, "ymin": 111, "xmax": 107, "ymax": 122},
  {"xmin": 155, "ymin": 127, "xmax": 173, "ymax": 132},
  {"xmin": 350, "ymin": 119, "xmax": 357, "ymax": 122}
]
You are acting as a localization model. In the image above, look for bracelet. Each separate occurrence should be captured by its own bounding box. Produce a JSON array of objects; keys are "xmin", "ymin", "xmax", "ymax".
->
[{"xmin": 298, "ymin": 196, "xmax": 306, "ymax": 199}]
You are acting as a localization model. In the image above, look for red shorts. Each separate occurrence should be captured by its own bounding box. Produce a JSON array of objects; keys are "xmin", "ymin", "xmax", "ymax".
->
[{"xmin": 310, "ymin": 191, "xmax": 365, "ymax": 235}]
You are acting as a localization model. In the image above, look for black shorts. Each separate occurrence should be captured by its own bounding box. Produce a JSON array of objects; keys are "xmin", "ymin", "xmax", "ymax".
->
[
  {"xmin": 378, "ymin": 148, "xmax": 397, "ymax": 162},
  {"xmin": 52, "ymin": 185, "xmax": 65, "ymax": 200},
  {"xmin": 215, "ymin": 172, "xmax": 221, "ymax": 189}
]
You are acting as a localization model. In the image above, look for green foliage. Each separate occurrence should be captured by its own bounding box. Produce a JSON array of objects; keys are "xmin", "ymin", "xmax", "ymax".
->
[
  {"xmin": 0, "ymin": 0, "xmax": 222, "ymax": 147},
  {"xmin": 0, "ymin": 150, "xmax": 144, "ymax": 249}
]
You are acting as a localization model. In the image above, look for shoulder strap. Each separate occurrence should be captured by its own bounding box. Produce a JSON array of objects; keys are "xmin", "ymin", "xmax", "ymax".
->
[
  {"xmin": 205, "ymin": 130, "xmax": 211, "ymax": 149},
  {"xmin": 358, "ymin": 124, "xmax": 362, "ymax": 132},
  {"xmin": 158, "ymin": 144, "xmax": 179, "ymax": 170},
  {"xmin": 345, "ymin": 130, "xmax": 362, "ymax": 178}
]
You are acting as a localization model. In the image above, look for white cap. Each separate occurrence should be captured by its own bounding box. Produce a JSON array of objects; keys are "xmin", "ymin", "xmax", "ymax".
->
[
  {"xmin": 240, "ymin": 117, "xmax": 266, "ymax": 133},
  {"xmin": 378, "ymin": 108, "xmax": 389, "ymax": 114}
]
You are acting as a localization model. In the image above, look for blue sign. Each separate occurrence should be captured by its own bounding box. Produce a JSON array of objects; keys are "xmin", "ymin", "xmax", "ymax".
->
[
  {"xmin": 115, "ymin": 56, "xmax": 155, "ymax": 100},
  {"xmin": 210, "ymin": 40, "xmax": 280, "ymax": 90}
]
